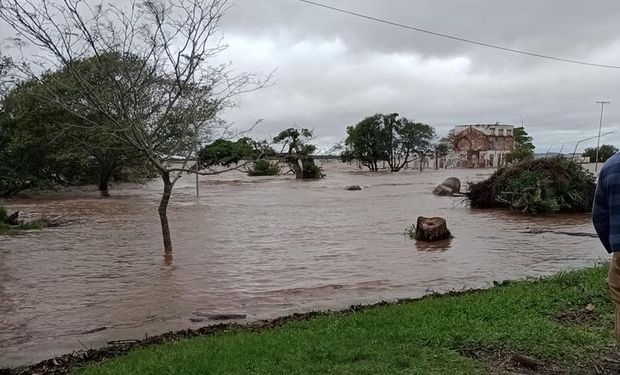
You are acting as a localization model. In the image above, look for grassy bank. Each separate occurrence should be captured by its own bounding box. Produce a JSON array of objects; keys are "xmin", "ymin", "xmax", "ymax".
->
[{"xmin": 68, "ymin": 266, "xmax": 616, "ymax": 374}]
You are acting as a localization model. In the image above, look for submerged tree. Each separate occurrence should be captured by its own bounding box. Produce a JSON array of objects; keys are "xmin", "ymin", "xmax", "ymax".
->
[
  {"xmin": 341, "ymin": 115, "xmax": 387, "ymax": 171},
  {"xmin": 198, "ymin": 138, "xmax": 256, "ymax": 168},
  {"xmin": 1, "ymin": 67, "xmax": 155, "ymax": 197},
  {"xmin": 247, "ymin": 159, "xmax": 280, "ymax": 176},
  {"xmin": 273, "ymin": 128, "xmax": 323, "ymax": 179},
  {"xmin": 342, "ymin": 113, "xmax": 436, "ymax": 172},
  {"xmin": 434, "ymin": 142, "xmax": 451, "ymax": 169},
  {"xmin": 0, "ymin": 0, "xmax": 269, "ymax": 256}
]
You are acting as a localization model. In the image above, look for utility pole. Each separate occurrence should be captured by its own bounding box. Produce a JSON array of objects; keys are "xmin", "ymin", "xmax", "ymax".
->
[
  {"xmin": 595, "ymin": 101, "xmax": 611, "ymax": 172},
  {"xmin": 195, "ymin": 134, "xmax": 200, "ymax": 199}
]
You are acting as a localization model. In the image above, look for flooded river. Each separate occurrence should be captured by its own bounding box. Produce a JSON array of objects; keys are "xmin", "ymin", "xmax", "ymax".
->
[{"xmin": 0, "ymin": 162, "xmax": 607, "ymax": 366}]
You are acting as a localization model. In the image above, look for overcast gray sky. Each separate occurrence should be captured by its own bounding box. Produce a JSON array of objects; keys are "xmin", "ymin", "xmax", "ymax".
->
[
  {"xmin": 214, "ymin": 0, "xmax": 620, "ymax": 153},
  {"xmin": 1, "ymin": 0, "xmax": 618, "ymax": 153}
]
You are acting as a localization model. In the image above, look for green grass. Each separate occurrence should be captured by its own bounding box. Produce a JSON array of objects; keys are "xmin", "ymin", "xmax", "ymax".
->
[{"xmin": 77, "ymin": 265, "xmax": 615, "ymax": 375}]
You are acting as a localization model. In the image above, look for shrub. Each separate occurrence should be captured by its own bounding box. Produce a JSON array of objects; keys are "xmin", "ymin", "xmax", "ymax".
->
[
  {"xmin": 300, "ymin": 160, "xmax": 324, "ymax": 179},
  {"xmin": 248, "ymin": 160, "xmax": 280, "ymax": 176}
]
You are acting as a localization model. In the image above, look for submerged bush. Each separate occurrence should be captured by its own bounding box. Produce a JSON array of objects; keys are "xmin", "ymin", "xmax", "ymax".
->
[
  {"xmin": 467, "ymin": 158, "xmax": 596, "ymax": 214},
  {"xmin": 248, "ymin": 160, "xmax": 280, "ymax": 176},
  {"xmin": 300, "ymin": 160, "xmax": 325, "ymax": 179},
  {"xmin": 0, "ymin": 204, "xmax": 45, "ymax": 232}
]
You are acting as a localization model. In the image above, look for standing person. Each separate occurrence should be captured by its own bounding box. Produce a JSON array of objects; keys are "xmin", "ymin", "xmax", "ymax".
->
[{"xmin": 593, "ymin": 152, "xmax": 620, "ymax": 339}]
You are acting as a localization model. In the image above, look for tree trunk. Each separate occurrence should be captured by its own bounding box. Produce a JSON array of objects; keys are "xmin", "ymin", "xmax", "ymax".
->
[
  {"xmin": 158, "ymin": 172, "xmax": 174, "ymax": 256},
  {"xmin": 97, "ymin": 160, "xmax": 116, "ymax": 197},
  {"xmin": 294, "ymin": 163, "xmax": 303, "ymax": 179},
  {"xmin": 415, "ymin": 216, "xmax": 452, "ymax": 241},
  {"xmin": 98, "ymin": 178, "xmax": 110, "ymax": 197}
]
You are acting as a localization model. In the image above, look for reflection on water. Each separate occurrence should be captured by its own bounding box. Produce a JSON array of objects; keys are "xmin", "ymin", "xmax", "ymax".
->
[
  {"xmin": 415, "ymin": 238, "xmax": 452, "ymax": 252},
  {"xmin": 0, "ymin": 162, "xmax": 607, "ymax": 366}
]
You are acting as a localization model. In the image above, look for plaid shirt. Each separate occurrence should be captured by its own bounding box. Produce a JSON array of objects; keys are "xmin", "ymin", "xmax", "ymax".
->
[{"xmin": 593, "ymin": 152, "xmax": 620, "ymax": 253}]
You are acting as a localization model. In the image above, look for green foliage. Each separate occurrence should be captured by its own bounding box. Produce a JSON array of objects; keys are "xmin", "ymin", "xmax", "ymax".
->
[
  {"xmin": 199, "ymin": 137, "xmax": 278, "ymax": 171},
  {"xmin": 198, "ymin": 138, "xmax": 255, "ymax": 167},
  {"xmin": 583, "ymin": 144, "xmax": 618, "ymax": 163},
  {"xmin": 0, "ymin": 204, "xmax": 44, "ymax": 233},
  {"xmin": 273, "ymin": 128, "xmax": 324, "ymax": 179},
  {"xmin": 434, "ymin": 142, "xmax": 450, "ymax": 158},
  {"xmin": 342, "ymin": 113, "xmax": 436, "ymax": 172},
  {"xmin": 468, "ymin": 158, "xmax": 596, "ymax": 214},
  {"xmin": 78, "ymin": 266, "xmax": 613, "ymax": 375},
  {"xmin": 247, "ymin": 159, "xmax": 280, "ymax": 176},
  {"xmin": 0, "ymin": 54, "xmax": 156, "ymax": 196},
  {"xmin": 0, "ymin": 54, "xmax": 14, "ymax": 98},
  {"xmin": 506, "ymin": 127, "xmax": 535, "ymax": 163},
  {"xmin": 403, "ymin": 224, "xmax": 416, "ymax": 239},
  {"xmin": 341, "ymin": 114, "xmax": 388, "ymax": 171},
  {"xmin": 300, "ymin": 162, "xmax": 324, "ymax": 179}
]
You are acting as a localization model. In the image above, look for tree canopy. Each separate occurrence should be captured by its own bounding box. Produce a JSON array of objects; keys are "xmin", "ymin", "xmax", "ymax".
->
[
  {"xmin": 273, "ymin": 128, "xmax": 323, "ymax": 179},
  {"xmin": 507, "ymin": 126, "xmax": 535, "ymax": 163},
  {"xmin": 0, "ymin": 56, "xmax": 156, "ymax": 197},
  {"xmin": 583, "ymin": 144, "xmax": 618, "ymax": 163},
  {"xmin": 342, "ymin": 113, "xmax": 436, "ymax": 172}
]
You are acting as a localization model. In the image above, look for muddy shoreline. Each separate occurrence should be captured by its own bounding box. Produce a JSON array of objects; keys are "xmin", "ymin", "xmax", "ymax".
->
[{"xmin": 0, "ymin": 287, "xmax": 494, "ymax": 375}]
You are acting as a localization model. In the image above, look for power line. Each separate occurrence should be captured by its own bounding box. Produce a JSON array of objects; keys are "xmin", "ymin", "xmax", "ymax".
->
[{"xmin": 295, "ymin": 0, "xmax": 620, "ymax": 69}]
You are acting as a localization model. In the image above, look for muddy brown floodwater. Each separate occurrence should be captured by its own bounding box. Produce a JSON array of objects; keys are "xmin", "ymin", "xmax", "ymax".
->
[{"xmin": 0, "ymin": 162, "xmax": 607, "ymax": 367}]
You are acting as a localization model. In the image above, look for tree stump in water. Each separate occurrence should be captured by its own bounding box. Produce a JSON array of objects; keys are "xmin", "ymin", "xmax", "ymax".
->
[{"xmin": 415, "ymin": 216, "xmax": 452, "ymax": 241}]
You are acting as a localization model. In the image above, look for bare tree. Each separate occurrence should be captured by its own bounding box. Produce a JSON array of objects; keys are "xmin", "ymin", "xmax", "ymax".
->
[{"xmin": 0, "ymin": 0, "xmax": 270, "ymax": 256}]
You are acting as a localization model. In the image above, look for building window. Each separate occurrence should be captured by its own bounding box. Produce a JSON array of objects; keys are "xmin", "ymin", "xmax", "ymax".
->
[
  {"xmin": 489, "ymin": 128, "xmax": 495, "ymax": 135},
  {"xmin": 507, "ymin": 129, "xmax": 512, "ymax": 136},
  {"xmin": 498, "ymin": 129, "xmax": 504, "ymax": 136}
]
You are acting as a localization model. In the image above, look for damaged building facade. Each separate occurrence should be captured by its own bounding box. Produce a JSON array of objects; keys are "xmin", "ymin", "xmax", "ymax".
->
[{"xmin": 451, "ymin": 124, "xmax": 515, "ymax": 168}]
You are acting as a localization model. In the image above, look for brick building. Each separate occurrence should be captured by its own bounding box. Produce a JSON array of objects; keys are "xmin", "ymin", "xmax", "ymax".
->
[{"xmin": 451, "ymin": 124, "xmax": 515, "ymax": 168}]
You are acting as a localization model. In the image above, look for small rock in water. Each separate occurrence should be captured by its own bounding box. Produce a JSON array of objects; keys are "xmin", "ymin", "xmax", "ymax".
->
[
  {"xmin": 81, "ymin": 326, "xmax": 107, "ymax": 335},
  {"xmin": 189, "ymin": 317, "xmax": 205, "ymax": 323},
  {"xmin": 192, "ymin": 312, "xmax": 247, "ymax": 320},
  {"xmin": 432, "ymin": 184, "xmax": 453, "ymax": 196},
  {"xmin": 345, "ymin": 185, "xmax": 362, "ymax": 191},
  {"xmin": 208, "ymin": 313, "xmax": 247, "ymax": 320}
]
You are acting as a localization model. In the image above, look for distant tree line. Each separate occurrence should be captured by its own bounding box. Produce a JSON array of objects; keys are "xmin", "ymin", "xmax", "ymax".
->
[
  {"xmin": 583, "ymin": 144, "xmax": 618, "ymax": 163},
  {"xmin": 0, "ymin": 52, "xmax": 324, "ymax": 199}
]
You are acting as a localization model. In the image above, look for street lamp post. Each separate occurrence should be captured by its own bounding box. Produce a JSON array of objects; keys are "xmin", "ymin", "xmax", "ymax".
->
[
  {"xmin": 514, "ymin": 112, "xmax": 524, "ymax": 128},
  {"xmin": 595, "ymin": 101, "xmax": 610, "ymax": 172},
  {"xmin": 571, "ymin": 131, "xmax": 615, "ymax": 161}
]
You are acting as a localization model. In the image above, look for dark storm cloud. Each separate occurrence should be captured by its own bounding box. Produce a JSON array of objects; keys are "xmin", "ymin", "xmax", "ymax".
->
[
  {"xmin": 1, "ymin": 0, "xmax": 618, "ymax": 151},
  {"xmin": 215, "ymin": 0, "xmax": 620, "ymax": 152}
]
